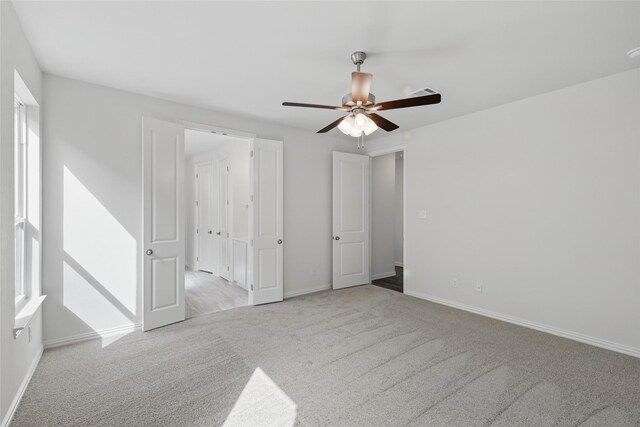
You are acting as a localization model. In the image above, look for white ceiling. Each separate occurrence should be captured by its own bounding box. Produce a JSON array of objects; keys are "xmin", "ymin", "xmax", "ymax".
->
[
  {"xmin": 14, "ymin": 1, "xmax": 640, "ymax": 137},
  {"xmin": 185, "ymin": 129, "xmax": 242, "ymax": 157}
]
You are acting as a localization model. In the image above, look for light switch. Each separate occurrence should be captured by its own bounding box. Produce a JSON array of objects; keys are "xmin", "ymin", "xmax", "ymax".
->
[{"xmin": 419, "ymin": 210, "xmax": 427, "ymax": 219}]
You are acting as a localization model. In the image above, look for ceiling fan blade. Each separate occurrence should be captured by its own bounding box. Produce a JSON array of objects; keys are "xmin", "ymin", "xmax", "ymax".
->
[
  {"xmin": 283, "ymin": 102, "xmax": 349, "ymax": 111},
  {"xmin": 368, "ymin": 113, "xmax": 399, "ymax": 132},
  {"xmin": 317, "ymin": 116, "xmax": 346, "ymax": 133},
  {"xmin": 372, "ymin": 93, "xmax": 441, "ymax": 111},
  {"xmin": 351, "ymin": 72, "xmax": 373, "ymax": 104}
]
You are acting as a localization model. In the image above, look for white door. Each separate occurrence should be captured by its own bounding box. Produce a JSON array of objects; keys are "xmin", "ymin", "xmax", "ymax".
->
[
  {"xmin": 218, "ymin": 156, "xmax": 230, "ymax": 280},
  {"xmin": 249, "ymin": 139, "xmax": 283, "ymax": 305},
  {"xmin": 196, "ymin": 162, "xmax": 215, "ymax": 273},
  {"xmin": 332, "ymin": 152, "xmax": 370, "ymax": 289},
  {"xmin": 142, "ymin": 117, "xmax": 185, "ymax": 331}
]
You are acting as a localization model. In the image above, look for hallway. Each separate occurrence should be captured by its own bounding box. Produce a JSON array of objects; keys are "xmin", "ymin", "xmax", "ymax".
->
[{"xmin": 185, "ymin": 269, "xmax": 247, "ymax": 318}]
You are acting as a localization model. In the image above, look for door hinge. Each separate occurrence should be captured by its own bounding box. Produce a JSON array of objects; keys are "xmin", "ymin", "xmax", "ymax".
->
[
  {"xmin": 227, "ymin": 166, "xmax": 229, "ymax": 172},
  {"xmin": 250, "ymin": 239, "xmax": 253, "ymax": 246},
  {"xmin": 197, "ymin": 257, "xmax": 199, "ymax": 261},
  {"xmin": 196, "ymin": 228, "xmax": 199, "ymax": 234},
  {"xmin": 227, "ymin": 199, "xmax": 229, "ymax": 205},
  {"xmin": 227, "ymin": 233, "xmax": 229, "ymax": 238},
  {"xmin": 196, "ymin": 173, "xmax": 198, "ymax": 179},
  {"xmin": 250, "ymin": 150, "xmax": 253, "ymax": 158},
  {"xmin": 227, "ymin": 266, "xmax": 229, "ymax": 271},
  {"xmin": 250, "ymin": 195, "xmax": 253, "ymax": 202},
  {"xmin": 196, "ymin": 201, "xmax": 198, "ymax": 206},
  {"xmin": 251, "ymin": 284, "xmax": 253, "ymax": 291}
]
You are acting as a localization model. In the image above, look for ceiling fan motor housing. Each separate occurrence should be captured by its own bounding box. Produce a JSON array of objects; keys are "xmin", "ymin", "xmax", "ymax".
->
[{"xmin": 342, "ymin": 92, "xmax": 376, "ymax": 108}]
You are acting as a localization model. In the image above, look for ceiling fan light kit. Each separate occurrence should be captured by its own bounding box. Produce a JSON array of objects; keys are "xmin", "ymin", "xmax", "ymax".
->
[{"xmin": 282, "ymin": 51, "xmax": 442, "ymax": 147}]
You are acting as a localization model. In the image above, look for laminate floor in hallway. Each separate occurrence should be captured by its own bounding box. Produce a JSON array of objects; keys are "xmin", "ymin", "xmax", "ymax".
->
[
  {"xmin": 372, "ymin": 266, "xmax": 403, "ymax": 293},
  {"xmin": 185, "ymin": 269, "xmax": 247, "ymax": 318}
]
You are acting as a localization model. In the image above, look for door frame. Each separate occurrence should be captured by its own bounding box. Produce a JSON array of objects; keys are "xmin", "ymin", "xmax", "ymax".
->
[
  {"xmin": 367, "ymin": 145, "xmax": 407, "ymax": 294},
  {"xmin": 143, "ymin": 118, "xmax": 261, "ymax": 330}
]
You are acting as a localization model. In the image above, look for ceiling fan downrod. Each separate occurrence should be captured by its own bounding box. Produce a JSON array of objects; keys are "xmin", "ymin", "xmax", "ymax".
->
[{"xmin": 351, "ymin": 51, "xmax": 367, "ymax": 72}]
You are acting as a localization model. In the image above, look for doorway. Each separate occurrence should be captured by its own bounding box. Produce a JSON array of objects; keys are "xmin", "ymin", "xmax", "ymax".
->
[
  {"xmin": 142, "ymin": 117, "xmax": 284, "ymax": 331},
  {"xmin": 184, "ymin": 129, "xmax": 250, "ymax": 318},
  {"xmin": 370, "ymin": 150, "xmax": 404, "ymax": 293}
]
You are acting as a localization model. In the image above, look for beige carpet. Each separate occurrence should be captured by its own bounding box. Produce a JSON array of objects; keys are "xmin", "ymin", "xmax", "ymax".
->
[{"xmin": 12, "ymin": 285, "xmax": 640, "ymax": 426}]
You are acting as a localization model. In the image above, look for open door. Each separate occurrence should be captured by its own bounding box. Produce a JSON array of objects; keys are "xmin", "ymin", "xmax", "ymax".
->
[
  {"xmin": 249, "ymin": 139, "xmax": 284, "ymax": 305},
  {"xmin": 142, "ymin": 117, "xmax": 186, "ymax": 331},
  {"xmin": 333, "ymin": 152, "xmax": 370, "ymax": 289}
]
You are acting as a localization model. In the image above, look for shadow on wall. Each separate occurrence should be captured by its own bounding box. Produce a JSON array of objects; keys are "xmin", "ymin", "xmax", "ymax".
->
[{"xmin": 62, "ymin": 166, "xmax": 137, "ymax": 347}]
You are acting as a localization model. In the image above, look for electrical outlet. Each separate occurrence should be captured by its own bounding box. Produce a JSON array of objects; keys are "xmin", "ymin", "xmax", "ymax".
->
[
  {"xmin": 475, "ymin": 282, "xmax": 483, "ymax": 293},
  {"xmin": 419, "ymin": 210, "xmax": 427, "ymax": 219},
  {"xmin": 452, "ymin": 278, "xmax": 459, "ymax": 288}
]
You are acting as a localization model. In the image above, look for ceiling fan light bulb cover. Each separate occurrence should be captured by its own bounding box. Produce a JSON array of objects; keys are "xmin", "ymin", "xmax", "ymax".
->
[
  {"xmin": 363, "ymin": 119, "xmax": 378, "ymax": 136},
  {"xmin": 337, "ymin": 118, "xmax": 351, "ymax": 135},
  {"xmin": 349, "ymin": 128, "xmax": 363, "ymax": 138},
  {"xmin": 354, "ymin": 113, "xmax": 368, "ymax": 130}
]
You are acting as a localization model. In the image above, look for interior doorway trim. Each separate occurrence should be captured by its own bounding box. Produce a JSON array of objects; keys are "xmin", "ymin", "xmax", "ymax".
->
[
  {"xmin": 368, "ymin": 144, "xmax": 407, "ymax": 294},
  {"xmin": 179, "ymin": 120, "xmax": 256, "ymax": 140}
]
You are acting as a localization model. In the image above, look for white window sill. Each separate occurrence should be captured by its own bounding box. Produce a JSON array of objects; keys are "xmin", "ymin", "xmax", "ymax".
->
[{"xmin": 14, "ymin": 295, "xmax": 46, "ymax": 339}]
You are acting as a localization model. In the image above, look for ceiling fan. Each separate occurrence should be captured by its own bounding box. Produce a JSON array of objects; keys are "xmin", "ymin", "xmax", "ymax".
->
[{"xmin": 282, "ymin": 51, "xmax": 441, "ymax": 143}]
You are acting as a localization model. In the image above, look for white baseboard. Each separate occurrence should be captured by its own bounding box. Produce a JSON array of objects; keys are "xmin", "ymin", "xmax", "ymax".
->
[
  {"xmin": 405, "ymin": 289, "xmax": 640, "ymax": 359},
  {"xmin": 395, "ymin": 262, "xmax": 404, "ymax": 267},
  {"xmin": 285, "ymin": 284, "xmax": 331, "ymax": 299},
  {"xmin": 44, "ymin": 323, "xmax": 141, "ymax": 349},
  {"xmin": 372, "ymin": 271, "xmax": 397, "ymax": 281},
  {"xmin": 1, "ymin": 345, "xmax": 43, "ymax": 427}
]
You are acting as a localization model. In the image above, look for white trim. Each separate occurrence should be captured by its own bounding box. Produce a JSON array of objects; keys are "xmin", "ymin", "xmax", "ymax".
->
[
  {"xmin": 367, "ymin": 144, "xmax": 407, "ymax": 158},
  {"xmin": 405, "ymin": 289, "xmax": 640, "ymax": 359},
  {"xmin": 1, "ymin": 345, "xmax": 43, "ymax": 427},
  {"xmin": 394, "ymin": 261, "xmax": 404, "ymax": 267},
  {"xmin": 372, "ymin": 271, "xmax": 397, "ymax": 281},
  {"xmin": 284, "ymin": 284, "xmax": 331, "ymax": 299},
  {"xmin": 180, "ymin": 120, "xmax": 256, "ymax": 140},
  {"xmin": 44, "ymin": 323, "xmax": 141, "ymax": 349}
]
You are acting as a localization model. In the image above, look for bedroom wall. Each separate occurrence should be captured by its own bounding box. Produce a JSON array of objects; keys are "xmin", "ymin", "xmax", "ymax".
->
[
  {"xmin": 41, "ymin": 74, "xmax": 357, "ymax": 346},
  {"xmin": 394, "ymin": 152, "xmax": 404, "ymax": 266},
  {"xmin": 365, "ymin": 68, "xmax": 640, "ymax": 356},
  {"xmin": 0, "ymin": 2, "xmax": 44, "ymax": 425},
  {"xmin": 371, "ymin": 153, "xmax": 397, "ymax": 278}
]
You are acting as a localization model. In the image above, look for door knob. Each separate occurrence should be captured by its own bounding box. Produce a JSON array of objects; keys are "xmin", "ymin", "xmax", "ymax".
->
[
  {"xmin": 208, "ymin": 230, "xmax": 212, "ymax": 234},
  {"xmin": 145, "ymin": 249, "xmax": 153, "ymax": 255},
  {"xmin": 216, "ymin": 231, "xmax": 221, "ymax": 235},
  {"xmin": 277, "ymin": 239, "xmax": 283, "ymax": 244},
  {"xmin": 334, "ymin": 236, "xmax": 340, "ymax": 241}
]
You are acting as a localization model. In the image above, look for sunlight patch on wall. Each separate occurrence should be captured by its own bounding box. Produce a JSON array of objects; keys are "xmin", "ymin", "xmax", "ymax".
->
[
  {"xmin": 63, "ymin": 261, "xmax": 133, "ymax": 347},
  {"xmin": 223, "ymin": 367, "xmax": 297, "ymax": 427},
  {"xmin": 63, "ymin": 166, "xmax": 136, "ymax": 314}
]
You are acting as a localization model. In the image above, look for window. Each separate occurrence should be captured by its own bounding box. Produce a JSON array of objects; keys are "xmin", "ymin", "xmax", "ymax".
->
[{"xmin": 15, "ymin": 97, "xmax": 27, "ymax": 306}]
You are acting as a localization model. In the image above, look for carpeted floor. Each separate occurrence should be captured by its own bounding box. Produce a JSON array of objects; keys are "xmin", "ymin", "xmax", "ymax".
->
[{"xmin": 12, "ymin": 285, "xmax": 640, "ymax": 426}]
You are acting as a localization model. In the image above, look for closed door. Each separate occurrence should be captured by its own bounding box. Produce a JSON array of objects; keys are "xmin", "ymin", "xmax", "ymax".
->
[
  {"xmin": 332, "ymin": 152, "xmax": 370, "ymax": 289},
  {"xmin": 218, "ymin": 156, "xmax": 230, "ymax": 280},
  {"xmin": 142, "ymin": 117, "xmax": 185, "ymax": 331},
  {"xmin": 196, "ymin": 162, "xmax": 215, "ymax": 273},
  {"xmin": 249, "ymin": 139, "xmax": 283, "ymax": 305}
]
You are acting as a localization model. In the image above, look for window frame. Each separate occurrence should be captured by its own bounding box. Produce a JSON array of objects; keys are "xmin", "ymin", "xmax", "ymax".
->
[{"xmin": 14, "ymin": 96, "xmax": 28, "ymax": 310}]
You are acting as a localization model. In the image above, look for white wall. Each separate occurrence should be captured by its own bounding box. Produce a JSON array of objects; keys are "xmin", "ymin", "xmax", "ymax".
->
[
  {"xmin": 394, "ymin": 152, "xmax": 404, "ymax": 266},
  {"xmin": 185, "ymin": 140, "xmax": 249, "ymax": 271},
  {"xmin": 366, "ymin": 68, "xmax": 640, "ymax": 356},
  {"xmin": 0, "ymin": 2, "xmax": 44, "ymax": 425},
  {"xmin": 371, "ymin": 153, "xmax": 397, "ymax": 278},
  {"xmin": 42, "ymin": 74, "xmax": 357, "ymax": 344}
]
